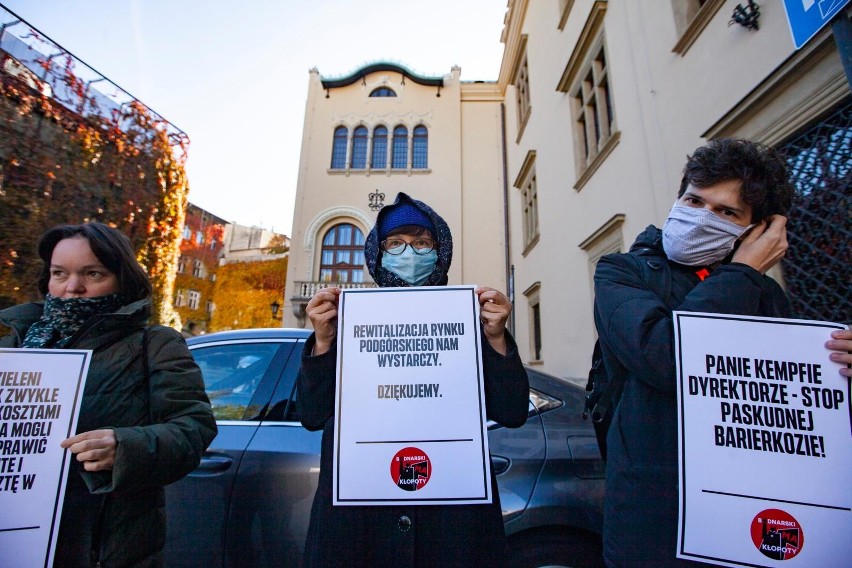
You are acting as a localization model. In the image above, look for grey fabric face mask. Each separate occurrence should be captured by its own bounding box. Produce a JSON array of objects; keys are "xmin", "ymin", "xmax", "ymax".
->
[{"xmin": 662, "ymin": 204, "xmax": 754, "ymax": 267}]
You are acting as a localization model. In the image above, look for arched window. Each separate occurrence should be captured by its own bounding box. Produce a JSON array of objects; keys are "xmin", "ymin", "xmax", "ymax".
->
[
  {"xmin": 319, "ymin": 223, "xmax": 365, "ymax": 284},
  {"xmin": 351, "ymin": 126, "xmax": 368, "ymax": 169},
  {"xmin": 392, "ymin": 126, "xmax": 408, "ymax": 169},
  {"xmin": 330, "ymin": 126, "xmax": 348, "ymax": 169},
  {"xmin": 369, "ymin": 87, "xmax": 397, "ymax": 97},
  {"xmin": 371, "ymin": 126, "xmax": 388, "ymax": 169},
  {"xmin": 412, "ymin": 125, "xmax": 428, "ymax": 169}
]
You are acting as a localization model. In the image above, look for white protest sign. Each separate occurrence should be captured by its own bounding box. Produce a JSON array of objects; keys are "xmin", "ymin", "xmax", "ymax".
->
[
  {"xmin": 0, "ymin": 348, "xmax": 91, "ymax": 568},
  {"xmin": 673, "ymin": 312, "xmax": 850, "ymax": 567},
  {"xmin": 332, "ymin": 286, "xmax": 491, "ymax": 506}
]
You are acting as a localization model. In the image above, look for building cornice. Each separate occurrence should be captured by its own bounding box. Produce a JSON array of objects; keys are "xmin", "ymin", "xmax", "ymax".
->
[
  {"xmin": 498, "ymin": 0, "xmax": 530, "ymax": 93},
  {"xmin": 331, "ymin": 111, "xmax": 434, "ymax": 129},
  {"xmin": 321, "ymin": 62, "xmax": 443, "ymax": 89},
  {"xmin": 702, "ymin": 29, "xmax": 846, "ymax": 146},
  {"xmin": 460, "ymin": 82, "xmax": 502, "ymax": 101}
]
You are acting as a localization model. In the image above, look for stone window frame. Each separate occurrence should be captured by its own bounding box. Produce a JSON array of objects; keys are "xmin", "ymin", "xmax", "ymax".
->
[
  {"xmin": 512, "ymin": 36, "xmax": 532, "ymax": 143},
  {"xmin": 671, "ymin": 0, "xmax": 726, "ymax": 56},
  {"xmin": 302, "ymin": 207, "xmax": 373, "ymax": 281},
  {"xmin": 351, "ymin": 126, "xmax": 369, "ymax": 169},
  {"xmin": 557, "ymin": 0, "xmax": 576, "ymax": 30},
  {"xmin": 579, "ymin": 213, "xmax": 625, "ymax": 317},
  {"xmin": 369, "ymin": 87, "xmax": 397, "ymax": 97},
  {"xmin": 513, "ymin": 150, "xmax": 540, "ymax": 256},
  {"xmin": 412, "ymin": 125, "xmax": 428, "ymax": 169},
  {"xmin": 330, "ymin": 126, "xmax": 348, "ymax": 169},
  {"xmin": 523, "ymin": 281, "xmax": 543, "ymax": 365},
  {"xmin": 192, "ymin": 259, "xmax": 204, "ymax": 278},
  {"xmin": 328, "ymin": 120, "xmax": 431, "ymax": 176},
  {"xmin": 371, "ymin": 125, "xmax": 389, "ymax": 169},
  {"xmin": 318, "ymin": 222, "xmax": 366, "ymax": 284},
  {"xmin": 557, "ymin": 1, "xmax": 619, "ymax": 192}
]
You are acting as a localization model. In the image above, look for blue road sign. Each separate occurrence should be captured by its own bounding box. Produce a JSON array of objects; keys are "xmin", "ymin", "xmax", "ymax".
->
[{"xmin": 783, "ymin": 0, "xmax": 851, "ymax": 48}]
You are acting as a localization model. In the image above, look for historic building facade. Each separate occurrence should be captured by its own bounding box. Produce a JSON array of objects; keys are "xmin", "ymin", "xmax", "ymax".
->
[
  {"xmin": 499, "ymin": 0, "xmax": 850, "ymax": 381},
  {"xmin": 285, "ymin": 3, "xmax": 850, "ymax": 383},
  {"xmin": 174, "ymin": 204, "xmax": 228, "ymax": 334},
  {"xmin": 176, "ymin": 203, "xmax": 290, "ymax": 334},
  {"xmin": 283, "ymin": 63, "xmax": 511, "ymax": 328}
]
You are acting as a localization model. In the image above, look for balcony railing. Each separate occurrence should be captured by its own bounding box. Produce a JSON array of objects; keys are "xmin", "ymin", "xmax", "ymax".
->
[
  {"xmin": 289, "ymin": 280, "xmax": 378, "ymax": 326},
  {"xmin": 291, "ymin": 280, "xmax": 378, "ymax": 302}
]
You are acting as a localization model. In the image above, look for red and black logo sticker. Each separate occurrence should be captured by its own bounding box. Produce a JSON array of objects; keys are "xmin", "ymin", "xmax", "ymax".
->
[
  {"xmin": 390, "ymin": 447, "xmax": 431, "ymax": 491},
  {"xmin": 750, "ymin": 509, "xmax": 804, "ymax": 561}
]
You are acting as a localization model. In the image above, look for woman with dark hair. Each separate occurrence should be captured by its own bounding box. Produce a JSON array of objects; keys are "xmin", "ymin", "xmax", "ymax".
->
[
  {"xmin": 34, "ymin": 223, "xmax": 153, "ymax": 303},
  {"xmin": 298, "ymin": 193, "xmax": 529, "ymax": 568},
  {"xmin": 0, "ymin": 222, "xmax": 217, "ymax": 567}
]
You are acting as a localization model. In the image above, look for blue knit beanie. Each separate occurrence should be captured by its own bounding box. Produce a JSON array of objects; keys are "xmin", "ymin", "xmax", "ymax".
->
[{"xmin": 377, "ymin": 202, "xmax": 435, "ymax": 239}]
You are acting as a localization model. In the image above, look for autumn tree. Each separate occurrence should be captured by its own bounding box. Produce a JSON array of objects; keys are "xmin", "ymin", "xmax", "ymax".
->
[{"xmin": 209, "ymin": 256, "xmax": 288, "ymax": 331}]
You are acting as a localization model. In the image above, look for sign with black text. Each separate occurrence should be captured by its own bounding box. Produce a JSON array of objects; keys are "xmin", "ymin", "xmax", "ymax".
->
[
  {"xmin": 332, "ymin": 286, "xmax": 491, "ymax": 506},
  {"xmin": 0, "ymin": 348, "xmax": 91, "ymax": 568},
  {"xmin": 673, "ymin": 312, "xmax": 850, "ymax": 567}
]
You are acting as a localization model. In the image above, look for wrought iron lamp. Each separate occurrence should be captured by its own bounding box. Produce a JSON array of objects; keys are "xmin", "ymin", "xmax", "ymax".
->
[
  {"xmin": 730, "ymin": 0, "xmax": 760, "ymax": 31},
  {"xmin": 270, "ymin": 300, "xmax": 281, "ymax": 320}
]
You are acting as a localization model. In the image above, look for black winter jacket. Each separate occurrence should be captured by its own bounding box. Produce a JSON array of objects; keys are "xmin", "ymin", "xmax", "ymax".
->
[
  {"xmin": 0, "ymin": 299, "xmax": 217, "ymax": 567},
  {"xmin": 297, "ymin": 193, "xmax": 529, "ymax": 567},
  {"xmin": 594, "ymin": 226, "xmax": 791, "ymax": 568},
  {"xmin": 297, "ymin": 329, "xmax": 528, "ymax": 568}
]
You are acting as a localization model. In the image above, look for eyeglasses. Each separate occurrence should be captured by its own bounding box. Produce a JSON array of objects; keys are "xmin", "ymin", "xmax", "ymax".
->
[{"xmin": 380, "ymin": 237, "xmax": 437, "ymax": 255}]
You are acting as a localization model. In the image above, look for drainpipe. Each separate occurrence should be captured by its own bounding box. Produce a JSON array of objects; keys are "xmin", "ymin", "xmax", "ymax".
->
[{"xmin": 500, "ymin": 103, "xmax": 514, "ymax": 335}]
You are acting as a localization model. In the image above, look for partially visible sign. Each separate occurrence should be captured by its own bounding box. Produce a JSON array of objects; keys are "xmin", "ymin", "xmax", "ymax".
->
[
  {"xmin": 782, "ymin": 0, "xmax": 851, "ymax": 49},
  {"xmin": 0, "ymin": 349, "xmax": 91, "ymax": 568},
  {"xmin": 332, "ymin": 286, "xmax": 492, "ymax": 506},
  {"xmin": 673, "ymin": 312, "xmax": 850, "ymax": 567}
]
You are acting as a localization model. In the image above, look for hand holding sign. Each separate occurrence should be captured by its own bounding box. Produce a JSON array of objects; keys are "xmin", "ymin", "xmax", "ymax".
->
[
  {"xmin": 307, "ymin": 287, "xmax": 343, "ymax": 356},
  {"xmin": 475, "ymin": 287, "xmax": 510, "ymax": 356},
  {"xmin": 825, "ymin": 329, "xmax": 852, "ymax": 378},
  {"xmin": 60, "ymin": 429, "xmax": 116, "ymax": 471}
]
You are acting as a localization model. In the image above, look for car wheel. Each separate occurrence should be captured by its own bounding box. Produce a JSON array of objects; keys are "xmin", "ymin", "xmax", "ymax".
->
[{"xmin": 508, "ymin": 530, "xmax": 604, "ymax": 568}]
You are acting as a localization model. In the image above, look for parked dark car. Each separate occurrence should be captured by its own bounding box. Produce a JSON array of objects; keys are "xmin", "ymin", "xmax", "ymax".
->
[{"xmin": 164, "ymin": 328, "xmax": 605, "ymax": 567}]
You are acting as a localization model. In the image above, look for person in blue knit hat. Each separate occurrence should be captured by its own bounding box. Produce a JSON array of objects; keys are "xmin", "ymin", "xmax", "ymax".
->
[{"xmin": 297, "ymin": 192, "xmax": 529, "ymax": 568}]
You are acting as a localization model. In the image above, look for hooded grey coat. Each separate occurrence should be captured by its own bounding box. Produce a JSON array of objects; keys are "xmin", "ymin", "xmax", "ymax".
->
[
  {"xmin": 297, "ymin": 193, "xmax": 529, "ymax": 568},
  {"xmin": 0, "ymin": 299, "xmax": 217, "ymax": 567}
]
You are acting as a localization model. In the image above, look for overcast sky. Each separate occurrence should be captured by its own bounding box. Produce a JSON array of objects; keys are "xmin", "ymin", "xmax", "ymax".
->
[{"xmin": 1, "ymin": 0, "xmax": 509, "ymax": 235}]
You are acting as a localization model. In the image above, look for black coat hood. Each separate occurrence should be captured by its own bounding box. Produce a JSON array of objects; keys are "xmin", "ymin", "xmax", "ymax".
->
[
  {"xmin": 629, "ymin": 225, "xmax": 664, "ymax": 254},
  {"xmin": 365, "ymin": 192, "xmax": 453, "ymax": 287}
]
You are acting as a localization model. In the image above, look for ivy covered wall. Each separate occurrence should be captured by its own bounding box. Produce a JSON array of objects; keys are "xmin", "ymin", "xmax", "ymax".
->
[{"xmin": 0, "ymin": 47, "xmax": 189, "ymax": 325}]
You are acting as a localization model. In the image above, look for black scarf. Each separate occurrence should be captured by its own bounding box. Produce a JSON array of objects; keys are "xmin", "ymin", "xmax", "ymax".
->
[{"xmin": 22, "ymin": 293, "xmax": 124, "ymax": 348}]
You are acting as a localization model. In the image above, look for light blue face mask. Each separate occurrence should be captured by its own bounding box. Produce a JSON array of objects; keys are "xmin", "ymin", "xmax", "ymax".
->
[{"xmin": 381, "ymin": 247, "xmax": 438, "ymax": 286}]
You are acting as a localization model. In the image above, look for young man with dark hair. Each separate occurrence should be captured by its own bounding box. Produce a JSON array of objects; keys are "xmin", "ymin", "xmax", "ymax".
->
[{"xmin": 593, "ymin": 138, "xmax": 852, "ymax": 567}]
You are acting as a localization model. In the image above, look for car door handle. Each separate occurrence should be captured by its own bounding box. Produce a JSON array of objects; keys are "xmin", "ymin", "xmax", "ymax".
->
[{"xmin": 191, "ymin": 453, "xmax": 233, "ymax": 475}]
